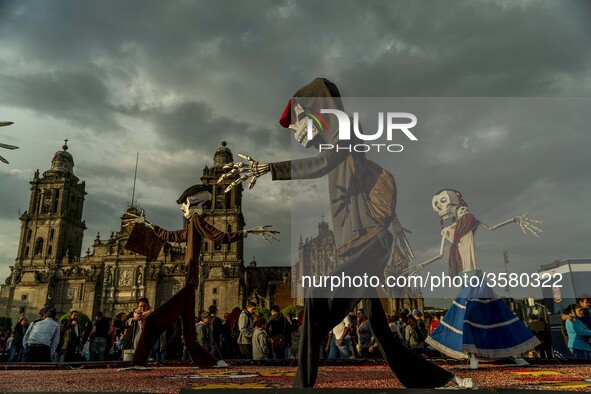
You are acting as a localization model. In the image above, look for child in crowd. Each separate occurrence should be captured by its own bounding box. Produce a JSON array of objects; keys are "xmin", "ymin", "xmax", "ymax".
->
[{"xmin": 252, "ymin": 318, "xmax": 269, "ymax": 360}]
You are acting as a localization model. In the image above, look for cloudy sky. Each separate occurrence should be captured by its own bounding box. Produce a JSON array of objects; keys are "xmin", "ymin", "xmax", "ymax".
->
[{"xmin": 0, "ymin": 0, "xmax": 590, "ymax": 299}]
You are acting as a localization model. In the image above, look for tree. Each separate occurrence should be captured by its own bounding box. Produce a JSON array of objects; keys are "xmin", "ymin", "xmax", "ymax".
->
[
  {"xmin": 58, "ymin": 311, "xmax": 90, "ymax": 328},
  {"xmin": 282, "ymin": 305, "xmax": 304, "ymax": 318},
  {"xmin": 256, "ymin": 307, "xmax": 270, "ymax": 321}
]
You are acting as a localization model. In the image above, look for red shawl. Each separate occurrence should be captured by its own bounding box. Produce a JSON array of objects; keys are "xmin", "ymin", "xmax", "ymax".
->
[{"xmin": 448, "ymin": 213, "xmax": 479, "ymax": 277}]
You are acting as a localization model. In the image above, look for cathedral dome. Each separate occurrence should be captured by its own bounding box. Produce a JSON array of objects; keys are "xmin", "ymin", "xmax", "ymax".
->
[
  {"xmin": 213, "ymin": 141, "xmax": 234, "ymax": 168},
  {"xmin": 47, "ymin": 140, "xmax": 74, "ymax": 174}
]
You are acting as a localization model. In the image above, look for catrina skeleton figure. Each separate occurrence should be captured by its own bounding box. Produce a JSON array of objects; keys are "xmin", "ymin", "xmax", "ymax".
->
[{"xmin": 410, "ymin": 189, "xmax": 541, "ymax": 368}]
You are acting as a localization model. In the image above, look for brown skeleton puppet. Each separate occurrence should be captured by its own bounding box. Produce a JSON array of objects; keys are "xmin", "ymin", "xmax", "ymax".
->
[
  {"xmin": 219, "ymin": 79, "xmax": 476, "ymax": 389},
  {"xmin": 219, "ymin": 79, "xmax": 412, "ymax": 260},
  {"xmin": 123, "ymin": 184, "xmax": 277, "ymax": 369}
]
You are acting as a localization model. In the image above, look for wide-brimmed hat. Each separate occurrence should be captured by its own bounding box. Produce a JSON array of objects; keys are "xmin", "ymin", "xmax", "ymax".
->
[{"xmin": 176, "ymin": 184, "xmax": 212, "ymax": 204}]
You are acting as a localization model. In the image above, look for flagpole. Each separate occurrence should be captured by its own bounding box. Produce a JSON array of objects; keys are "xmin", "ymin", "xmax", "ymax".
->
[
  {"xmin": 131, "ymin": 152, "xmax": 139, "ymax": 208},
  {"xmin": 503, "ymin": 251, "xmax": 512, "ymax": 299}
]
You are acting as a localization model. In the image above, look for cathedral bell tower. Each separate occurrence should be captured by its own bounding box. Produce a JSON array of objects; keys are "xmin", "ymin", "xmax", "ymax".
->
[
  {"xmin": 4, "ymin": 141, "xmax": 86, "ymax": 318},
  {"xmin": 198, "ymin": 142, "xmax": 246, "ymax": 313}
]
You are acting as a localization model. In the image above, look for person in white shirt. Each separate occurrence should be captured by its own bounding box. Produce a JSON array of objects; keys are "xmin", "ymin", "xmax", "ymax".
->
[
  {"xmin": 328, "ymin": 315, "xmax": 352, "ymax": 359},
  {"xmin": 22, "ymin": 308, "xmax": 60, "ymax": 362}
]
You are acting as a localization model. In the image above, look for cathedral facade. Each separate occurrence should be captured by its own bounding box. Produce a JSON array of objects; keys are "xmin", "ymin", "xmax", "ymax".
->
[
  {"xmin": 0, "ymin": 141, "xmax": 292, "ymax": 322},
  {"xmin": 293, "ymin": 218, "xmax": 423, "ymax": 314}
]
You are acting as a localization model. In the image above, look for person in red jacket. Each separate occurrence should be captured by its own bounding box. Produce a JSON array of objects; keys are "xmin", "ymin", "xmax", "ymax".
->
[{"xmin": 430, "ymin": 313, "xmax": 441, "ymax": 334}]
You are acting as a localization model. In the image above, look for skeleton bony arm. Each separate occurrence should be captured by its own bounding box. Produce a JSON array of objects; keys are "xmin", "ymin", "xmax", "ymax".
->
[
  {"xmin": 419, "ymin": 235, "xmax": 447, "ymax": 267},
  {"xmin": 478, "ymin": 213, "xmax": 542, "ymax": 238},
  {"xmin": 401, "ymin": 236, "xmax": 446, "ymax": 276},
  {"xmin": 478, "ymin": 219, "xmax": 514, "ymax": 231}
]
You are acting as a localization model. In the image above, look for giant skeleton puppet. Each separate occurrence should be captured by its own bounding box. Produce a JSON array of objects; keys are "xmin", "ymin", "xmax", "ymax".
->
[
  {"xmin": 123, "ymin": 184, "xmax": 278, "ymax": 369},
  {"xmin": 219, "ymin": 78, "xmax": 474, "ymax": 389},
  {"xmin": 407, "ymin": 189, "xmax": 541, "ymax": 369}
]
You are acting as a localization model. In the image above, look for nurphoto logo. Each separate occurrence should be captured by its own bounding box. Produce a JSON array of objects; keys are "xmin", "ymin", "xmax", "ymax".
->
[{"xmin": 315, "ymin": 109, "xmax": 418, "ymax": 152}]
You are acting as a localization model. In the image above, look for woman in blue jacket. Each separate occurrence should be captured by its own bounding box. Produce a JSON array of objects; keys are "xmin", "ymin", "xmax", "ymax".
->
[{"xmin": 566, "ymin": 304, "xmax": 591, "ymax": 360}]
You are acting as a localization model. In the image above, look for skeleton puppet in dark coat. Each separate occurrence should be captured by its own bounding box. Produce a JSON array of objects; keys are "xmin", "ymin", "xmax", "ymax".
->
[{"xmin": 220, "ymin": 78, "xmax": 470, "ymax": 388}]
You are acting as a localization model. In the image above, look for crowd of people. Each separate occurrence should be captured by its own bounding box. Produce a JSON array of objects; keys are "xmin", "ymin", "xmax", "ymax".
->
[
  {"xmin": 319, "ymin": 308, "xmax": 434, "ymax": 360},
  {"xmin": 2, "ymin": 294, "xmax": 590, "ymax": 363},
  {"xmin": 0, "ymin": 299, "xmax": 302, "ymax": 363},
  {"xmin": 1, "ymin": 306, "xmax": 117, "ymax": 363}
]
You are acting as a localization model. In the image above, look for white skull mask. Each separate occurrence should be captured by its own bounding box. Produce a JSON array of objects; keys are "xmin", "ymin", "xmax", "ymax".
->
[
  {"xmin": 432, "ymin": 189, "xmax": 462, "ymax": 220},
  {"xmin": 289, "ymin": 103, "xmax": 319, "ymax": 148},
  {"xmin": 180, "ymin": 190, "xmax": 212, "ymax": 219}
]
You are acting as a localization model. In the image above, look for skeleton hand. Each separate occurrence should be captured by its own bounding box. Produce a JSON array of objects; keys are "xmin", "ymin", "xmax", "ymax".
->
[
  {"xmin": 514, "ymin": 213, "xmax": 542, "ymax": 238},
  {"xmin": 392, "ymin": 216, "xmax": 414, "ymax": 261},
  {"xmin": 122, "ymin": 211, "xmax": 154, "ymax": 230},
  {"xmin": 245, "ymin": 225, "xmax": 280, "ymax": 244},
  {"xmin": 217, "ymin": 153, "xmax": 270, "ymax": 193},
  {"xmin": 400, "ymin": 263, "xmax": 425, "ymax": 277}
]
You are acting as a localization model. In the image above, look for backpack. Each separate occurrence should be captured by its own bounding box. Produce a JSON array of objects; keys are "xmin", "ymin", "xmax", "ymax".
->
[
  {"xmin": 231, "ymin": 314, "xmax": 241, "ymax": 341},
  {"xmin": 348, "ymin": 157, "xmax": 397, "ymax": 227},
  {"xmin": 416, "ymin": 321, "xmax": 428, "ymax": 343}
]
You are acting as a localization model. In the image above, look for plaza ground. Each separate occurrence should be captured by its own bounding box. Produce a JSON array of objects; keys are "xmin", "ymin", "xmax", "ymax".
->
[{"xmin": 1, "ymin": 359, "xmax": 590, "ymax": 393}]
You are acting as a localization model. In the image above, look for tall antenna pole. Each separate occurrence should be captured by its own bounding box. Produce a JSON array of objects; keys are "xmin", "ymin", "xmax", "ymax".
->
[
  {"xmin": 503, "ymin": 251, "xmax": 512, "ymax": 299},
  {"xmin": 131, "ymin": 152, "xmax": 139, "ymax": 207}
]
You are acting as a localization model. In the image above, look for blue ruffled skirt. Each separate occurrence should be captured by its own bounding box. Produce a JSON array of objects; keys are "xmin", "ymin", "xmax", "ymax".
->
[{"xmin": 425, "ymin": 275, "xmax": 540, "ymax": 359}]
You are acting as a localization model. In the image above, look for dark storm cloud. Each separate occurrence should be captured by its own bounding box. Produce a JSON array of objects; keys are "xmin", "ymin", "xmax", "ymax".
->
[
  {"xmin": 341, "ymin": 1, "xmax": 591, "ymax": 96},
  {"xmin": 0, "ymin": 70, "xmax": 123, "ymax": 133},
  {"xmin": 0, "ymin": 171, "xmax": 30, "ymax": 220},
  {"xmin": 2, "ymin": 1, "xmax": 590, "ymax": 121},
  {"xmin": 1, "ymin": 0, "xmax": 325, "ymax": 126},
  {"xmin": 140, "ymin": 100, "xmax": 281, "ymax": 155}
]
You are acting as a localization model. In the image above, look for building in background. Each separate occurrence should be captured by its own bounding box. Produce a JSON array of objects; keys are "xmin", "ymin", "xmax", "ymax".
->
[
  {"xmin": 293, "ymin": 217, "xmax": 422, "ymax": 314},
  {"xmin": 245, "ymin": 257, "xmax": 292, "ymax": 309},
  {"xmin": 0, "ymin": 142, "xmax": 292, "ymax": 321}
]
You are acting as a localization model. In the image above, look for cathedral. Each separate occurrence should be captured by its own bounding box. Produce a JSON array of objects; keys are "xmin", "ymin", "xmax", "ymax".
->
[
  {"xmin": 294, "ymin": 217, "xmax": 423, "ymax": 314},
  {"xmin": 0, "ymin": 141, "xmax": 293, "ymax": 322}
]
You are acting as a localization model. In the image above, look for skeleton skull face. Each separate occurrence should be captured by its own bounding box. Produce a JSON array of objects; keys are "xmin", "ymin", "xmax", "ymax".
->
[
  {"xmin": 180, "ymin": 190, "xmax": 212, "ymax": 218},
  {"xmin": 432, "ymin": 189, "xmax": 462, "ymax": 220},
  {"xmin": 289, "ymin": 103, "xmax": 319, "ymax": 148},
  {"xmin": 456, "ymin": 206, "xmax": 470, "ymax": 218}
]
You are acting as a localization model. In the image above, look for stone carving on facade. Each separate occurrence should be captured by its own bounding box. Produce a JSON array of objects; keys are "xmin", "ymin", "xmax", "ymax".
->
[
  {"xmin": 7, "ymin": 266, "xmax": 22, "ymax": 285},
  {"xmin": 162, "ymin": 264, "xmax": 186, "ymax": 276},
  {"xmin": 34, "ymin": 270, "xmax": 48, "ymax": 284},
  {"xmin": 201, "ymin": 265, "xmax": 211, "ymax": 279},
  {"xmin": 57, "ymin": 265, "xmax": 90, "ymax": 279},
  {"xmin": 136, "ymin": 268, "xmax": 143, "ymax": 285},
  {"xmin": 13, "ymin": 267, "xmax": 22, "ymax": 285},
  {"xmin": 86, "ymin": 266, "xmax": 100, "ymax": 282},
  {"xmin": 148, "ymin": 265, "xmax": 160, "ymax": 280},
  {"xmin": 119, "ymin": 270, "xmax": 132, "ymax": 287},
  {"xmin": 105, "ymin": 266, "xmax": 112, "ymax": 286}
]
